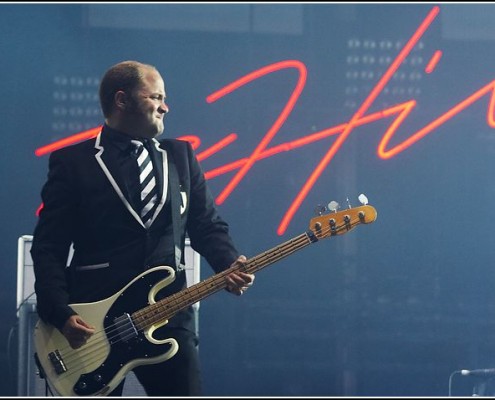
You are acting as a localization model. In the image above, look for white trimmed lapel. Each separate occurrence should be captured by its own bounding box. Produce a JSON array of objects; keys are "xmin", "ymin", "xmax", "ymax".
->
[
  {"xmin": 147, "ymin": 138, "xmax": 168, "ymax": 227},
  {"xmin": 94, "ymin": 132, "xmax": 146, "ymax": 229}
]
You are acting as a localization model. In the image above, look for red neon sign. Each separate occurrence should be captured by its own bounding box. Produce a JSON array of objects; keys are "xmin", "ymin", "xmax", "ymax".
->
[{"xmin": 35, "ymin": 6, "xmax": 495, "ymax": 235}]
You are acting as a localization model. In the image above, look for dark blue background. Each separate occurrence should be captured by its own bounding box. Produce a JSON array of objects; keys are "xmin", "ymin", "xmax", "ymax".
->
[{"xmin": 1, "ymin": 3, "xmax": 494, "ymax": 396}]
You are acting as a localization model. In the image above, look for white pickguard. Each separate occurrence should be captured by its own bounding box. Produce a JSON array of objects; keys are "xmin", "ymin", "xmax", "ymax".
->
[{"xmin": 33, "ymin": 266, "xmax": 179, "ymax": 396}]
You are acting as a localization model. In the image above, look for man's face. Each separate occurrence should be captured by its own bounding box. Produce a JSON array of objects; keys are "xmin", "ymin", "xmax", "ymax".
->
[{"xmin": 125, "ymin": 68, "xmax": 169, "ymax": 139}]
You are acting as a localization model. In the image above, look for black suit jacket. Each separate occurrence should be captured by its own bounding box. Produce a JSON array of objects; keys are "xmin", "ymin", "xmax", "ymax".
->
[{"xmin": 31, "ymin": 128, "xmax": 240, "ymax": 332}]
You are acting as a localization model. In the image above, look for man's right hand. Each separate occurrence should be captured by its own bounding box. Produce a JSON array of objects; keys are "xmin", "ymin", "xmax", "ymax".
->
[{"xmin": 61, "ymin": 315, "xmax": 96, "ymax": 349}]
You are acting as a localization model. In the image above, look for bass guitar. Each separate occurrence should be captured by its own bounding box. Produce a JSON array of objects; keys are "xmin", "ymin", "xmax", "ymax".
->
[{"xmin": 33, "ymin": 199, "xmax": 377, "ymax": 396}]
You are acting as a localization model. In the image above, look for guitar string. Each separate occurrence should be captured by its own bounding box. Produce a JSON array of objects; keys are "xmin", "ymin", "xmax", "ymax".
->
[
  {"xmin": 132, "ymin": 233, "xmax": 313, "ymax": 329},
  {"xmin": 50, "ymin": 214, "xmax": 366, "ymax": 386},
  {"xmin": 134, "ymin": 212, "xmax": 365, "ymax": 327},
  {"xmin": 56, "ymin": 232, "xmax": 313, "ymax": 380},
  {"xmin": 131, "ymin": 215, "xmax": 364, "ymax": 341},
  {"xmin": 52, "ymin": 218, "xmax": 353, "ymax": 381},
  {"xmin": 56, "ymin": 217, "xmax": 357, "ymax": 381}
]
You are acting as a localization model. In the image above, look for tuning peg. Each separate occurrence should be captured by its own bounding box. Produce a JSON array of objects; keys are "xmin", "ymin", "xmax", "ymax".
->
[
  {"xmin": 327, "ymin": 201, "xmax": 339, "ymax": 213},
  {"xmin": 314, "ymin": 204, "xmax": 327, "ymax": 216},
  {"xmin": 358, "ymin": 193, "xmax": 368, "ymax": 205}
]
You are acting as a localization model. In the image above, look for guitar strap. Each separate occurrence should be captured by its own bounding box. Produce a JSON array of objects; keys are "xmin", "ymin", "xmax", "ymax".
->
[{"xmin": 165, "ymin": 146, "xmax": 183, "ymax": 270}]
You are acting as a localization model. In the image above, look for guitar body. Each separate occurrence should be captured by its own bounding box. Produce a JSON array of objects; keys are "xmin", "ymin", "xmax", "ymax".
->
[
  {"xmin": 33, "ymin": 202, "xmax": 377, "ymax": 397},
  {"xmin": 33, "ymin": 266, "xmax": 179, "ymax": 396}
]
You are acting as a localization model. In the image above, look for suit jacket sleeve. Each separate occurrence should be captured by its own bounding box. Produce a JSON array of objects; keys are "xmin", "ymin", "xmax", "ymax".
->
[
  {"xmin": 30, "ymin": 150, "xmax": 78, "ymax": 330},
  {"xmin": 182, "ymin": 142, "xmax": 240, "ymax": 273}
]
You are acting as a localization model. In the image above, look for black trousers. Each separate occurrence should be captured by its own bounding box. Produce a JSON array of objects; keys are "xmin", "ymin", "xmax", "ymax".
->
[{"xmin": 109, "ymin": 328, "xmax": 202, "ymax": 396}]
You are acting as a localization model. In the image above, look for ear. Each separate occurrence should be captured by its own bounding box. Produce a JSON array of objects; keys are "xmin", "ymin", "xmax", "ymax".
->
[{"xmin": 114, "ymin": 91, "xmax": 127, "ymax": 111}]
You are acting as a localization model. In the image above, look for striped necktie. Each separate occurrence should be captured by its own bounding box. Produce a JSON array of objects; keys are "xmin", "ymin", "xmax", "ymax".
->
[{"xmin": 131, "ymin": 139, "xmax": 158, "ymax": 228}]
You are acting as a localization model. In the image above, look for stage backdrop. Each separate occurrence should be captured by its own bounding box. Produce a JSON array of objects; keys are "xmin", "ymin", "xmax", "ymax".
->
[{"xmin": 1, "ymin": 3, "xmax": 495, "ymax": 396}]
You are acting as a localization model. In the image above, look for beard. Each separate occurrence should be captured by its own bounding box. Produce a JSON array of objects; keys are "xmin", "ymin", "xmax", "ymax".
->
[{"xmin": 126, "ymin": 98, "xmax": 164, "ymax": 138}]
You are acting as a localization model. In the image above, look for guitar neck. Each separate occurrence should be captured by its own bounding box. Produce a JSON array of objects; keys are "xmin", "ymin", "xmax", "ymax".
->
[
  {"xmin": 132, "ymin": 203, "xmax": 377, "ymax": 331},
  {"xmin": 132, "ymin": 231, "xmax": 316, "ymax": 330}
]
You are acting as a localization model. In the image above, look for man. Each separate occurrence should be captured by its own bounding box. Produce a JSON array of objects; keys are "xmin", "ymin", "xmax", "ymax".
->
[{"xmin": 31, "ymin": 60, "xmax": 254, "ymax": 396}]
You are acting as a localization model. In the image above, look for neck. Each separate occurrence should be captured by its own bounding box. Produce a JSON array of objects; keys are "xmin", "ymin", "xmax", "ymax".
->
[{"xmin": 105, "ymin": 119, "xmax": 151, "ymax": 141}]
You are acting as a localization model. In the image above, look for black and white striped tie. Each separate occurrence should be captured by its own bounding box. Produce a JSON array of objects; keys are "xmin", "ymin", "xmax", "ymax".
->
[{"xmin": 131, "ymin": 140, "xmax": 158, "ymax": 228}]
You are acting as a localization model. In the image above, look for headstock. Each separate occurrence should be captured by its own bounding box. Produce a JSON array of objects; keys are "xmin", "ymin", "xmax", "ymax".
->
[{"xmin": 309, "ymin": 194, "xmax": 377, "ymax": 239}]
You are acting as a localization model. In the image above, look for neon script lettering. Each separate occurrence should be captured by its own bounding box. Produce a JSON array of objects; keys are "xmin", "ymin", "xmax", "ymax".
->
[{"xmin": 36, "ymin": 6, "xmax": 494, "ymax": 235}]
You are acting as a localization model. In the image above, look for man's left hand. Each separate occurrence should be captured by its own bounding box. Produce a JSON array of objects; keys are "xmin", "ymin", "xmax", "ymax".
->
[{"xmin": 225, "ymin": 255, "xmax": 255, "ymax": 296}]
